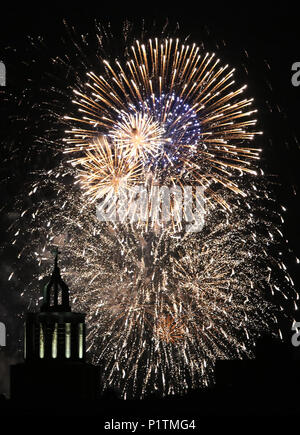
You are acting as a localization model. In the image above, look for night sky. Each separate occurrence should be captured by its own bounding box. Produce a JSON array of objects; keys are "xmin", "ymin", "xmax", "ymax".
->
[{"xmin": 0, "ymin": 4, "xmax": 300, "ymax": 401}]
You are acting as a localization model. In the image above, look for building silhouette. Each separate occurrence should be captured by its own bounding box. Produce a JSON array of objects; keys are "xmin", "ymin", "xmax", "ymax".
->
[
  {"xmin": 4, "ymin": 253, "xmax": 299, "ymax": 416},
  {"xmin": 10, "ymin": 252, "xmax": 100, "ymax": 403}
]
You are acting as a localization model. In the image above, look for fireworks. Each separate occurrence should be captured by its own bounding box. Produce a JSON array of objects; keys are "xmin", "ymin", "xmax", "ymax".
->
[
  {"xmin": 13, "ymin": 164, "xmax": 296, "ymax": 398},
  {"xmin": 7, "ymin": 27, "xmax": 297, "ymax": 399},
  {"xmin": 155, "ymin": 315, "xmax": 186, "ymax": 344},
  {"xmin": 109, "ymin": 112, "xmax": 168, "ymax": 161},
  {"xmin": 70, "ymin": 136, "xmax": 143, "ymax": 201},
  {"xmin": 64, "ymin": 39, "xmax": 262, "ymax": 210}
]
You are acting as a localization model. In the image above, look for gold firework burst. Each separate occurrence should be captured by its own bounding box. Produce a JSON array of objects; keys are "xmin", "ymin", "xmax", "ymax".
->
[
  {"xmin": 64, "ymin": 38, "xmax": 262, "ymax": 209},
  {"xmin": 109, "ymin": 111, "xmax": 169, "ymax": 160},
  {"xmin": 69, "ymin": 136, "xmax": 143, "ymax": 201},
  {"xmin": 155, "ymin": 314, "xmax": 186, "ymax": 344}
]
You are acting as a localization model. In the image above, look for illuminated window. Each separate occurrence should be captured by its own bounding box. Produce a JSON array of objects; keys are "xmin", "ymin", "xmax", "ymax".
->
[
  {"xmin": 52, "ymin": 323, "xmax": 58, "ymax": 358},
  {"xmin": 39, "ymin": 324, "xmax": 44, "ymax": 359},
  {"xmin": 78, "ymin": 323, "xmax": 83, "ymax": 359},
  {"xmin": 65, "ymin": 323, "xmax": 71, "ymax": 358}
]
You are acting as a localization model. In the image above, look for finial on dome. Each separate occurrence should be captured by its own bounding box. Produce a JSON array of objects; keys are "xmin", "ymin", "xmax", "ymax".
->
[{"xmin": 41, "ymin": 249, "xmax": 71, "ymax": 312}]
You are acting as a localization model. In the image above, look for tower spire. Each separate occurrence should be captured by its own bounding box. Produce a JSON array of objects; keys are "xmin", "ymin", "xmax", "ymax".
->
[{"xmin": 41, "ymin": 249, "xmax": 71, "ymax": 312}]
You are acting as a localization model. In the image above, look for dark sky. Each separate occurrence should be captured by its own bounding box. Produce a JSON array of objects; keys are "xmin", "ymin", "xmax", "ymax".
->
[{"xmin": 0, "ymin": 4, "xmax": 300, "ymax": 397}]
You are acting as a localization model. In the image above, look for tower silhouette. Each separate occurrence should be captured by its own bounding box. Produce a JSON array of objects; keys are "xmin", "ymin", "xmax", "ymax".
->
[{"xmin": 10, "ymin": 252, "xmax": 100, "ymax": 402}]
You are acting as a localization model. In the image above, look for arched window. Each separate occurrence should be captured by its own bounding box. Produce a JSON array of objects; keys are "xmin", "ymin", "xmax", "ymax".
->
[
  {"xmin": 39, "ymin": 324, "xmax": 44, "ymax": 359},
  {"xmin": 52, "ymin": 323, "xmax": 58, "ymax": 358},
  {"xmin": 65, "ymin": 323, "xmax": 71, "ymax": 358},
  {"xmin": 78, "ymin": 323, "xmax": 83, "ymax": 359}
]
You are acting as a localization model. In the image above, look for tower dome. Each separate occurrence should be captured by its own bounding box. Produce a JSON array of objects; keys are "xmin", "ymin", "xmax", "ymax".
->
[{"xmin": 24, "ymin": 251, "xmax": 85, "ymax": 361}]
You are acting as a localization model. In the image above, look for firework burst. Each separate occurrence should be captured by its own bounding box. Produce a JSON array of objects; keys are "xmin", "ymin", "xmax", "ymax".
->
[
  {"xmin": 109, "ymin": 111, "xmax": 169, "ymax": 161},
  {"xmin": 155, "ymin": 315, "xmax": 186, "ymax": 344},
  {"xmin": 69, "ymin": 135, "xmax": 143, "ymax": 201},
  {"xmin": 64, "ymin": 38, "xmax": 262, "ymax": 210}
]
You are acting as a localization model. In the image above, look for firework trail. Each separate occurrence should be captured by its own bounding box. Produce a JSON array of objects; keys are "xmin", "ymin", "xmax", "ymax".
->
[{"xmin": 5, "ymin": 25, "xmax": 298, "ymax": 398}]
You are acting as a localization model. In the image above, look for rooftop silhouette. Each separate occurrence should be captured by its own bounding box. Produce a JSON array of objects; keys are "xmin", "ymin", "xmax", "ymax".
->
[
  {"xmin": 2, "ymin": 253, "xmax": 300, "ymax": 416},
  {"xmin": 10, "ymin": 251, "xmax": 100, "ymax": 403}
]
